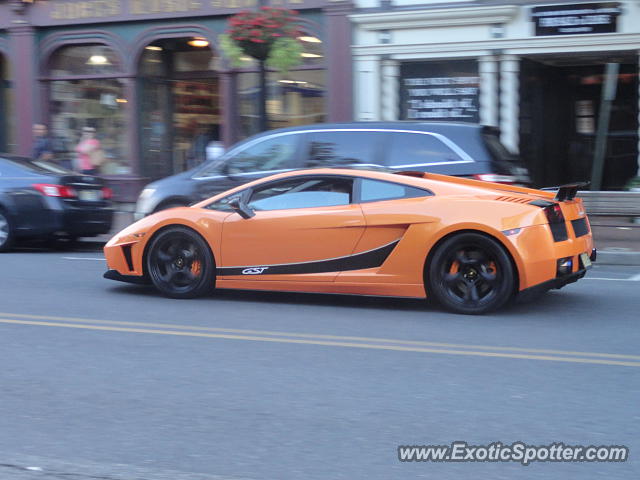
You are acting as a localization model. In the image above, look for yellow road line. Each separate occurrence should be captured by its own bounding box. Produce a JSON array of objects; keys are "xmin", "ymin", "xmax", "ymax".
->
[
  {"xmin": 1, "ymin": 318, "xmax": 639, "ymax": 368},
  {"xmin": 0, "ymin": 311, "xmax": 638, "ymax": 361}
]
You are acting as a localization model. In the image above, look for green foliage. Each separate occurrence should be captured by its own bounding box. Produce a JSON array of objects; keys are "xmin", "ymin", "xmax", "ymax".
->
[
  {"xmin": 219, "ymin": 34, "xmax": 246, "ymax": 68},
  {"xmin": 266, "ymin": 37, "xmax": 303, "ymax": 74}
]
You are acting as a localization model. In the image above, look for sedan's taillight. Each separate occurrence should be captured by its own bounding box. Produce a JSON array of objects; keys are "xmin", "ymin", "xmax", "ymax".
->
[
  {"xmin": 33, "ymin": 183, "xmax": 76, "ymax": 198},
  {"xmin": 102, "ymin": 187, "xmax": 113, "ymax": 200},
  {"xmin": 472, "ymin": 173, "xmax": 517, "ymax": 184}
]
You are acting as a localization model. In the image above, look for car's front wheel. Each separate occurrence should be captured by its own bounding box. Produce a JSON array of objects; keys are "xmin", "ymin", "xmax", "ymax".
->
[
  {"xmin": 0, "ymin": 209, "xmax": 14, "ymax": 252},
  {"xmin": 427, "ymin": 233, "xmax": 515, "ymax": 315},
  {"xmin": 146, "ymin": 226, "xmax": 215, "ymax": 298}
]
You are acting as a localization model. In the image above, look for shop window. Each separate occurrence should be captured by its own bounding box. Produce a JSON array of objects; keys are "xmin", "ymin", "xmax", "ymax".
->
[
  {"xmin": 239, "ymin": 69, "xmax": 326, "ymax": 138},
  {"xmin": 237, "ymin": 31, "xmax": 326, "ymax": 138},
  {"xmin": 49, "ymin": 44, "xmax": 123, "ymax": 77},
  {"xmin": 47, "ymin": 44, "xmax": 129, "ymax": 174},
  {"xmin": 49, "ymin": 79, "xmax": 129, "ymax": 174}
]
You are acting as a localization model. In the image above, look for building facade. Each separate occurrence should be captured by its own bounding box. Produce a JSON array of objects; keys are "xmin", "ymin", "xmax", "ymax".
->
[
  {"xmin": 351, "ymin": 0, "xmax": 640, "ymax": 189},
  {"xmin": 0, "ymin": 0, "xmax": 353, "ymax": 200}
]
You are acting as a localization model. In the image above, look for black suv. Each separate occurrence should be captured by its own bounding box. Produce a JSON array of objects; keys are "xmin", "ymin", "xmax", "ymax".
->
[{"xmin": 135, "ymin": 122, "xmax": 530, "ymax": 219}]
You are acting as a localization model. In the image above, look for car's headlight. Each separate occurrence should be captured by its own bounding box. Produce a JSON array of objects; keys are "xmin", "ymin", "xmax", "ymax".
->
[
  {"xmin": 138, "ymin": 188, "xmax": 156, "ymax": 200},
  {"xmin": 135, "ymin": 188, "xmax": 157, "ymax": 217}
]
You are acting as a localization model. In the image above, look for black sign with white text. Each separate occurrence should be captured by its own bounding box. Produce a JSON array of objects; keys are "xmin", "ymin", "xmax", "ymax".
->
[
  {"xmin": 399, "ymin": 60, "xmax": 479, "ymax": 123},
  {"xmin": 531, "ymin": 2, "xmax": 621, "ymax": 36}
]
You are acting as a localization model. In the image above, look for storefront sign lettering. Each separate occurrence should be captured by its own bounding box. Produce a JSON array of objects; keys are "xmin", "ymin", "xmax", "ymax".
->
[
  {"xmin": 51, "ymin": 1, "xmax": 122, "ymax": 20},
  {"xmin": 400, "ymin": 62, "xmax": 479, "ymax": 122},
  {"xmin": 130, "ymin": 0, "xmax": 202, "ymax": 14},
  {"xmin": 531, "ymin": 2, "xmax": 621, "ymax": 36},
  {"xmin": 44, "ymin": 0, "xmax": 318, "ymax": 23}
]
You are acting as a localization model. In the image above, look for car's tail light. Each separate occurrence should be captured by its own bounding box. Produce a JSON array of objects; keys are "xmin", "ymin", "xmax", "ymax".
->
[
  {"xmin": 543, "ymin": 203, "xmax": 568, "ymax": 242},
  {"xmin": 33, "ymin": 183, "xmax": 76, "ymax": 198},
  {"xmin": 473, "ymin": 174, "xmax": 517, "ymax": 184},
  {"xmin": 102, "ymin": 187, "xmax": 113, "ymax": 200}
]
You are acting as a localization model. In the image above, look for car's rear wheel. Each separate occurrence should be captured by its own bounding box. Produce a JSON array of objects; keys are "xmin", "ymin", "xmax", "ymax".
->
[
  {"xmin": 0, "ymin": 209, "xmax": 14, "ymax": 252},
  {"xmin": 427, "ymin": 233, "xmax": 515, "ymax": 315},
  {"xmin": 146, "ymin": 226, "xmax": 215, "ymax": 298}
]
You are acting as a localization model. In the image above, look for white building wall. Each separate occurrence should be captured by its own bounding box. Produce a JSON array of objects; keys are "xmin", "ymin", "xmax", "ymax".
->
[{"xmin": 351, "ymin": 0, "xmax": 640, "ymax": 176}]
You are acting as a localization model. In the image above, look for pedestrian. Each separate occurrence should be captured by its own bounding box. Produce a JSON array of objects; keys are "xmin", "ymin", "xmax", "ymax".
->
[
  {"xmin": 75, "ymin": 127, "xmax": 103, "ymax": 175},
  {"xmin": 32, "ymin": 124, "xmax": 54, "ymax": 162}
]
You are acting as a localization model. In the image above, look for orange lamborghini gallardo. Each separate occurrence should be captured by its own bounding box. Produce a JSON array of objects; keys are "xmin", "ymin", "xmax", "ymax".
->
[{"xmin": 104, "ymin": 169, "xmax": 596, "ymax": 314}]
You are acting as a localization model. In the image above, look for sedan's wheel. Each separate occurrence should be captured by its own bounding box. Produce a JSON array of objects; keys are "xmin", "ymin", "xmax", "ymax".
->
[
  {"xmin": 428, "ymin": 233, "xmax": 515, "ymax": 315},
  {"xmin": 146, "ymin": 227, "xmax": 215, "ymax": 298},
  {"xmin": 0, "ymin": 209, "xmax": 14, "ymax": 252}
]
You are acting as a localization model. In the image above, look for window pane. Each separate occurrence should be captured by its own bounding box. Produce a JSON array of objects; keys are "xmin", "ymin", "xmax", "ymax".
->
[
  {"xmin": 248, "ymin": 177, "xmax": 352, "ymax": 211},
  {"xmin": 304, "ymin": 131, "xmax": 380, "ymax": 168},
  {"xmin": 238, "ymin": 70, "xmax": 326, "ymax": 138},
  {"xmin": 360, "ymin": 179, "xmax": 431, "ymax": 202},
  {"xmin": 50, "ymin": 45, "xmax": 123, "ymax": 77},
  {"xmin": 50, "ymin": 79, "xmax": 129, "ymax": 174},
  {"xmin": 227, "ymin": 134, "xmax": 298, "ymax": 174},
  {"xmin": 386, "ymin": 132, "xmax": 463, "ymax": 167}
]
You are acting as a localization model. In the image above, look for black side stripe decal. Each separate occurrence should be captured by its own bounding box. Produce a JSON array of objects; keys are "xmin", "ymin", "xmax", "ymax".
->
[{"xmin": 217, "ymin": 240, "xmax": 400, "ymax": 276}]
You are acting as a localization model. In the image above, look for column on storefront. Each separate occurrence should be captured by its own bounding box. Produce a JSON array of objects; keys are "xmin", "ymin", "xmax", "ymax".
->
[
  {"xmin": 479, "ymin": 55, "xmax": 498, "ymax": 127},
  {"xmin": 8, "ymin": 25, "xmax": 36, "ymax": 156},
  {"xmin": 354, "ymin": 55, "xmax": 380, "ymax": 121},
  {"xmin": 500, "ymin": 55, "xmax": 520, "ymax": 153},
  {"xmin": 324, "ymin": 0, "xmax": 353, "ymax": 122},
  {"xmin": 381, "ymin": 57, "xmax": 399, "ymax": 121}
]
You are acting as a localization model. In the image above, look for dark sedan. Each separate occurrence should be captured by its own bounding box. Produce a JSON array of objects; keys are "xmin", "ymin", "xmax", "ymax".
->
[{"xmin": 0, "ymin": 155, "xmax": 114, "ymax": 251}]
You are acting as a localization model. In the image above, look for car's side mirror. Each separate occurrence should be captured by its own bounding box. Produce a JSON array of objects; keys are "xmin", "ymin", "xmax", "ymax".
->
[{"xmin": 228, "ymin": 197, "xmax": 255, "ymax": 219}]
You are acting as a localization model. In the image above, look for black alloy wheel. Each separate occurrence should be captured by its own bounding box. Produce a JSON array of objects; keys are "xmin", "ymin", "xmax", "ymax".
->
[
  {"xmin": 146, "ymin": 226, "xmax": 215, "ymax": 298},
  {"xmin": 0, "ymin": 209, "xmax": 14, "ymax": 252},
  {"xmin": 428, "ymin": 233, "xmax": 515, "ymax": 314}
]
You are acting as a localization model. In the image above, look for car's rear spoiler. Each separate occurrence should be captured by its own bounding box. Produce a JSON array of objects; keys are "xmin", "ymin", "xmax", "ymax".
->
[{"xmin": 541, "ymin": 182, "xmax": 590, "ymax": 201}]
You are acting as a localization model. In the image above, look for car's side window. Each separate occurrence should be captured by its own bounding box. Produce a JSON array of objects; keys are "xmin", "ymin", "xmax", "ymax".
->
[
  {"xmin": 358, "ymin": 179, "xmax": 432, "ymax": 203},
  {"xmin": 385, "ymin": 132, "xmax": 464, "ymax": 167},
  {"xmin": 301, "ymin": 131, "xmax": 382, "ymax": 168},
  {"xmin": 226, "ymin": 134, "xmax": 299, "ymax": 175},
  {"xmin": 248, "ymin": 176, "xmax": 354, "ymax": 211}
]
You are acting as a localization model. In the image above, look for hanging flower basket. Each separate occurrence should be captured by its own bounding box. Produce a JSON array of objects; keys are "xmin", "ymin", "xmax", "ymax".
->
[{"xmin": 220, "ymin": 6, "xmax": 304, "ymax": 72}]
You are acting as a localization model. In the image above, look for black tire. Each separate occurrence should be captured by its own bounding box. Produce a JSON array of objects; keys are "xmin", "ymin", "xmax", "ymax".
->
[
  {"xmin": 0, "ymin": 209, "xmax": 14, "ymax": 252},
  {"xmin": 146, "ymin": 226, "xmax": 215, "ymax": 299},
  {"xmin": 427, "ymin": 233, "xmax": 515, "ymax": 315}
]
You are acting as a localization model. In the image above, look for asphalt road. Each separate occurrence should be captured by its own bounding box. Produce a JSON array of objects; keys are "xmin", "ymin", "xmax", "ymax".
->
[{"xmin": 0, "ymin": 246, "xmax": 639, "ymax": 480}]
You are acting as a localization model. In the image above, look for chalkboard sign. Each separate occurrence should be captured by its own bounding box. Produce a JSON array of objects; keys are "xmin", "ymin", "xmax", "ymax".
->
[
  {"xmin": 399, "ymin": 60, "xmax": 479, "ymax": 123},
  {"xmin": 531, "ymin": 2, "xmax": 621, "ymax": 36}
]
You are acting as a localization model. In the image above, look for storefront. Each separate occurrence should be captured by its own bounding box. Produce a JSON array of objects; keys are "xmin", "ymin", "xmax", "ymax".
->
[
  {"xmin": 351, "ymin": 0, "xmax": 640, "ymax": 190},
  {"xmin": 0, "ymin": 0, "xmax": 353, "ymax": 200}
]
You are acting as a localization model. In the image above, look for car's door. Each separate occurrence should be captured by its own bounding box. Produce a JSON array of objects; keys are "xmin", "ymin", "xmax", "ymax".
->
[
  {"xmin": 218, "ymin": 175, "xmax": 365, "ymax": 282},
  {"xmin": 192, "ymin": 132, "xmax": 303, "ymax": 201}
]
